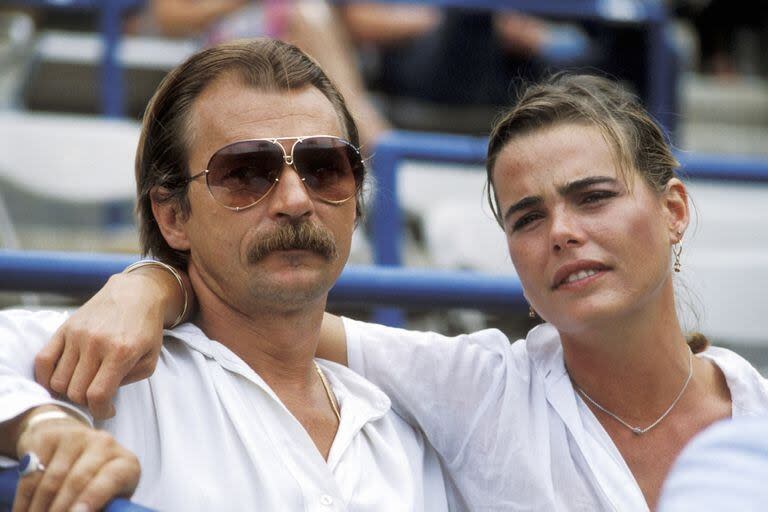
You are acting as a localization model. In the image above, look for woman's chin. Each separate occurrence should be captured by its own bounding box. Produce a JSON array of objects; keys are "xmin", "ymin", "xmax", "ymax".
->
[{"xmin": 544, "ymin": 296, "xmax": 631, "ymax": 333}]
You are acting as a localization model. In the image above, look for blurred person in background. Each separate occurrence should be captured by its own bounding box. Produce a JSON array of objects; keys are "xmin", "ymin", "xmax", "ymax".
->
[
  {"xmin": 134, "ymin": 0, "xmax": 392, "ymax": 150},
  {"xmin": 339, "ymin": 3, "xmax": 592, "ymax": 109},
  {"xmin": 34, "ymin": 73, "xmax": 768, "ymax": 510},
  {"xmin": 139, "ymin": 2, "xmax": 595, "ymax": 138},
  {"xmin": 674, "ymin": 0, "xmax": 768, "ymax": 77},
  {"xmin": 339, "ymin": 4, "xmax": 656, "ymax": 137}
]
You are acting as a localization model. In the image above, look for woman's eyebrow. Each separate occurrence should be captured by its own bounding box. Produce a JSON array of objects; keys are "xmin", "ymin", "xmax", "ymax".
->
[
  {"xmin": 503, "ymin": 177, "xmax": 618, "ymax": 222},
  {"xmin": 503, "ymin": 195, "xmax": 542, "ymax": 222},
  {"xmin": 557, "ymin": 176, "xmax": 618, "ymax": 196}
]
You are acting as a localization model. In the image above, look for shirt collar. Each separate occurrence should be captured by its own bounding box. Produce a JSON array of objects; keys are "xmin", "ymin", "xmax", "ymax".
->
[
  {"xmin": 164, "ymin": 322, "xmax": 391, "ymax": 421},
  {"xmin": 524, "ymin": 322, "xmax": 568, "ymax": 382},
  {"xmin": 523, "ymin": 322, "xmax": 591, "ymax": 442},
  {"xmin": 525, "ymin": 323, "xmax": 768, "ymax": 421},
  {"xmin": 699, "ymin": 346, "xmax": 768, "ymax": 416}
]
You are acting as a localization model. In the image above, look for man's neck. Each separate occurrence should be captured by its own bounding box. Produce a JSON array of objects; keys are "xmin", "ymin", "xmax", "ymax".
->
[
  {"xmin": 189, "ymin": 272, "xmax": 326, "ymax": 392},
  {"xmin": 187, "ymin": 266, "xmax": 341, "ymax": 460}
]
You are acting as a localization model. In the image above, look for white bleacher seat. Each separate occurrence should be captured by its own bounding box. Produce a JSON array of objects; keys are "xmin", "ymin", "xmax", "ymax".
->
[
  {"xmin": 24, "ymin": 31, "xmax": 196, "ymax": 116},
  {"xmin": 0, "ymin": 111, "xmax": 139, "ymax": 202}
]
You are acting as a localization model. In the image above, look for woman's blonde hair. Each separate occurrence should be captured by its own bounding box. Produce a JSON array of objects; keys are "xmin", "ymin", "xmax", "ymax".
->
[{"xmin": 486, "ymin": 73, "xmax": 679, "ymax": 226}]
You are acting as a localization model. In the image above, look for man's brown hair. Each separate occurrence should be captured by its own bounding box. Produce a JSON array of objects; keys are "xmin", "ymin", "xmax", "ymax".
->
[{"xmin": 136, "ymin": 38, "xmax": 363, "ymax": 268}]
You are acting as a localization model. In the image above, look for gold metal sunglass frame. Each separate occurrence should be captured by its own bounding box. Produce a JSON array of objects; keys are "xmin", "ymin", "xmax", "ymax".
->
[{"xmin": 186, "ymin": 135, "xmax": 363, "ymax": 212}]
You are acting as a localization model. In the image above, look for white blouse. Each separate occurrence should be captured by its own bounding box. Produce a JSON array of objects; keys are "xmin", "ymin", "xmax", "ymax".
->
[
  {"xmin": 345, "ymin": 318, "xmax": 768, "ymax": 512},
  {"xmin": 0, "ymin": 310, "xmax": 448, "ymax": 511}
]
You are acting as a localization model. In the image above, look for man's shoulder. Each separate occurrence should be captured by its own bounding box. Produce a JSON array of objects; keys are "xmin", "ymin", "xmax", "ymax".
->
[
  {"xmin": 0, "ymin": 307, "xmax": 69, "ymax": 324},
  {"xmin": 0, "ymin": 308, "xmax": 69, "ymax": 344}
]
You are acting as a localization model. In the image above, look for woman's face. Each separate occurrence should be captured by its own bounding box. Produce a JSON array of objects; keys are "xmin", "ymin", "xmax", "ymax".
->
[{"xmin": 492, "ymin": 123, "xmax": 688, "ymax": 334}]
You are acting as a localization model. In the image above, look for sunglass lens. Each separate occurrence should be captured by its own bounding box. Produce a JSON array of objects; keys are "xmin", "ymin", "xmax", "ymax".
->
[
  {"xmin": 293, "ymin": 137, "xmax": 363, "ymax": 202},
  {"xmin": 206, "ymin": 140, "xmax": 283, "ymax": 208}
]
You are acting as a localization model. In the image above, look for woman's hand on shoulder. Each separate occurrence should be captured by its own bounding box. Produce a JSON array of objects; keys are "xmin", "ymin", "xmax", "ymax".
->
[{"xmin": 34, "ymin": 271, "xmax": 174, "ymax": 419}]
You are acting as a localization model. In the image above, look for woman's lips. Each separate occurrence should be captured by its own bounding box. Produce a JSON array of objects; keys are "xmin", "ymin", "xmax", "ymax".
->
[{"xmin": 551, "ymin": 261, "xmax": 611, "ymax": 290}]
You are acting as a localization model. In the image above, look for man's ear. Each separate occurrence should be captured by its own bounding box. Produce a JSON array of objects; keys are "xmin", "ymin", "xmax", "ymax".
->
[
  {"xmin": 663, "ymin": 178, "xmax": 690, "ymax": 242},
  {"xmin": 150, "ymin": 187, "xmax": 191, "ymax": 251}
]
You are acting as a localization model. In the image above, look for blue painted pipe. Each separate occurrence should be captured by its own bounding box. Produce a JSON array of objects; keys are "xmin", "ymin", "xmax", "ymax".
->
[
  {"xmin": 373, "ymin": 131, "xmax": 768, "ymax": 182},
  {"xmin": 0, "ymin": 250, "xmax": 526, "ymax": 311}
]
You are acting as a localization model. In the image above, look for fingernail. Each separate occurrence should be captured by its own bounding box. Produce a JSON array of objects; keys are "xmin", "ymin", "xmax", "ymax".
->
[{"xmin": 70, "ymin": 503, "xmax": 91, "ymax": 512}]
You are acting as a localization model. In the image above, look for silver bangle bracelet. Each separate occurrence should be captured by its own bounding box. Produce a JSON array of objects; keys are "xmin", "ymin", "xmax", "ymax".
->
[
  {"xmin": 123, "ymin": 259, "xmax": 189, "ymax": 329},
  {"xmin": 18, "ymin": 409, "xmax": 86, "ymax": 442}
]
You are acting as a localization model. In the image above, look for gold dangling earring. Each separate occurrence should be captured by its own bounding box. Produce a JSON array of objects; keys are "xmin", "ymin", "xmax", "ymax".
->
[
  {"xmin": 529, "ymin": 306, "xmax": 536, "ymax": 319},
  {"xmin": 673, "ymin": 238, "xmax": 683, "ymax": 273}
]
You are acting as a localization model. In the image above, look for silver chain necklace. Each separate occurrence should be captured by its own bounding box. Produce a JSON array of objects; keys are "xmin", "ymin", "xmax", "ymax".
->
[{"xmin": 573, "ymin": 347, "xmax": 694, "ymax": 435}]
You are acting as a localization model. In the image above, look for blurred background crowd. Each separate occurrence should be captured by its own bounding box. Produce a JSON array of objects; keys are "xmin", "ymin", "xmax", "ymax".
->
[{"xmin": 0, "ymin": 1, "xmax": 766, "ymax": 367}]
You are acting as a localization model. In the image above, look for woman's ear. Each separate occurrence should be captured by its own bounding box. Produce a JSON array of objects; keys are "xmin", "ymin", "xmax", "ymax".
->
[
  {"xmin": 150, "ymin": 187, "xmax": 191, "ymax": 251},
  {"xmin": 663, "ymin": 178, "xmax": 690, "ymax": 242}
]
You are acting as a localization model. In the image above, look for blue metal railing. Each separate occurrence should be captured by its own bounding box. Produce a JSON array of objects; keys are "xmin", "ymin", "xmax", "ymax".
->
[
  {"xmin": 368, "ymin": 130, "xmax": 768, "ymax": 324},
  {"xmin": 0, "ymin": 468, "xmax": 153, "ymax": 511},
  {"xmin": 0, "ymin": 249, "xmax": 525, "ymax": 311},
  {"xmin": 371, "ymin": 130, "xmax": 768, "ymax": 269}
]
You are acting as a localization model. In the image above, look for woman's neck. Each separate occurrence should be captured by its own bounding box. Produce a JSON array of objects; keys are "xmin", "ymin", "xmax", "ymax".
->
[{"xmin": 559, "ymin": 291, "xmax": 692, "ymax": 420}]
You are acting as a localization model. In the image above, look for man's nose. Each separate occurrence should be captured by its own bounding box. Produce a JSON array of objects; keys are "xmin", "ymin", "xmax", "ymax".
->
[{"xmin": 267, "ymin": 165, "xmax": 314, "ymax": 221}]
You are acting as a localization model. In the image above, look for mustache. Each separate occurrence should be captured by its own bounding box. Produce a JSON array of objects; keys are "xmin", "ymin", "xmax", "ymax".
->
[{"xmin": 247, "ymin": 222, "xmax": 338, "ymax": 263}]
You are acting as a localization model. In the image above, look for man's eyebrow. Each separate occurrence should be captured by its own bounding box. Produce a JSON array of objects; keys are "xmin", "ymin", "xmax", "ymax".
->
[
  {"xmin": 503, "ymin": 196, "xmax": 542, "ymax": 222},
  {"xmin": 558, "ymin": 176, "xmax": 618, "ymax": 195}
]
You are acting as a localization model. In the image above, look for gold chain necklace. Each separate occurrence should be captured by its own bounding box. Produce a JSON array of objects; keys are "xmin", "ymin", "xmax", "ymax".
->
[
  {"xmin": 314, "ymin": 361, "xmax": 341, "ymax": 422},
  {"xmin": 572, "ymin": 347, "xmax": 693, "ymax": 435}
]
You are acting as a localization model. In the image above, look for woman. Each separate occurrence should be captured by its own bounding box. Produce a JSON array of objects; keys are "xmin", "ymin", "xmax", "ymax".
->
[{"xmin": 35, "ymin": 74, "xmax": 768, "ymax": 510}]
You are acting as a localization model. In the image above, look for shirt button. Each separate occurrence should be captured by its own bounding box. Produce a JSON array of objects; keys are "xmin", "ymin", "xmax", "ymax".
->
[{"xmin": 320, "ymin": 495, "xmax": 334, "ymax": 506}]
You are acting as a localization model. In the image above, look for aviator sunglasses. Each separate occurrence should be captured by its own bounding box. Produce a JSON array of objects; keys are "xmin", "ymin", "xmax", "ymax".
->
[{"xmin": 185, "ymin": 135, "xmax": 364, "ymax": 211}]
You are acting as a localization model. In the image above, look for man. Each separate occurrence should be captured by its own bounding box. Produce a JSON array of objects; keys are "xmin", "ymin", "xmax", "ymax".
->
[
  {"xmin": 658, "ymin": 417, "xmax": 768, "ymax": 511},
  {"xmin": 0, "ymin": 38, "xmax": 447, "ymax": 511}
]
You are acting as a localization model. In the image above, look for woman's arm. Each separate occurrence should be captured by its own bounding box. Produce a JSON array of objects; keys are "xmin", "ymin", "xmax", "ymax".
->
[
  {"xmin": 34, "ymin": 265, "xmax": 512, "ymax": 467},
  {"xmin": 34, "ymin": 264, "xmax": 190, "ymax": 419},
  {"xmin": 340, "ymin": 317, "xmax": 512, "ymax": 464},
  {"xmin": 317, "ymin": 313, "xmax": 348, "ymax": 366},
  {"xmin": 34, "ymin": 264, "xmax": 349, "ymax": 419},
  {"xmin": 338, "ymin": 3, "xmax": 441, "ymax": 45},
  {"xmin": 150, "ymin": 0, "xmax": 249, "ymax": 38}
]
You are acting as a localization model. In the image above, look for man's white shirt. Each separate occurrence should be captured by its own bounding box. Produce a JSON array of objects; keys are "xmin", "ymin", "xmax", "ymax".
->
[
  {"xmin": 344, "ymin": 317, "xmax": 768, "ymax": 512},
  {"xmin": 0, "ymin": 310, "xmax": 448, "ymax": 512}
]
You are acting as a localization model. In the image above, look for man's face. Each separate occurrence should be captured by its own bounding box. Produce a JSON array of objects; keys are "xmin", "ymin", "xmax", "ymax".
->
[{"xmin": 167, "ymin": 76, "xmax": 356, "ymax": 314}]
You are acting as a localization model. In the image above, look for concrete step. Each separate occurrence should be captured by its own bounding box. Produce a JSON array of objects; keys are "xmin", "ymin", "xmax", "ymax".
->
[
  {"xmin": 680, "ymin": 122, "xmax": 768, "ymax": 155},
  {"xmin": 681, "ymin": 73, "xmax": 768, "ymax": 126}
]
